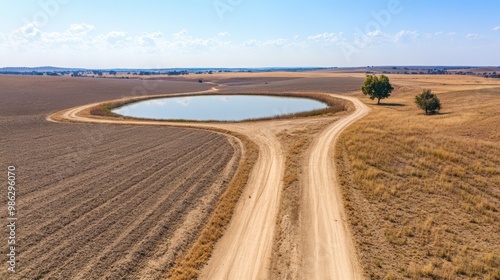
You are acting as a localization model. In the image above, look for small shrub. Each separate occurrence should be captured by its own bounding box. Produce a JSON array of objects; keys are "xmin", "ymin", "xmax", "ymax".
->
[{"xmin": 415, "ymin": 89, "xmax": 442, "ymax": 115}]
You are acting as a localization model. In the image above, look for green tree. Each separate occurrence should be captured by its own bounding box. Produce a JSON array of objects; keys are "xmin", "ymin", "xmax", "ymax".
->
[
  {"xmin": 415, "ymin": 89, "xmax": 441, "ymax": 115},
  {"xmin": 360, "ymin": 74, "xmax": 394, "ymax": 104}
]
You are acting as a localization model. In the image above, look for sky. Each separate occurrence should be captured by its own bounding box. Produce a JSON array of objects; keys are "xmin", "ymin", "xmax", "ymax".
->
[{"xmin": 1, "ymin": 0, "xmax": 499, "ymax": 68}]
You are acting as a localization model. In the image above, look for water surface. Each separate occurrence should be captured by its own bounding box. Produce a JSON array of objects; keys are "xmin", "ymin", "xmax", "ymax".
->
[{"xmin": 113, "ymin": 95, "xmax": 328, "ymax": 121}]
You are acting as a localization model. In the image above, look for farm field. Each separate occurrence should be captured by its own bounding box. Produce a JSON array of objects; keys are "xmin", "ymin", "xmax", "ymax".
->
[{"xmin": 0, "ymin": 76, "xmax": 240, "ymax": 279}]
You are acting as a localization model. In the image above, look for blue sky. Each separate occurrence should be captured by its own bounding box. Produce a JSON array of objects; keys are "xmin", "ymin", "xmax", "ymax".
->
[{"xmin": 1, "ymin": 0, "xmax": 499, "ymax": 68}]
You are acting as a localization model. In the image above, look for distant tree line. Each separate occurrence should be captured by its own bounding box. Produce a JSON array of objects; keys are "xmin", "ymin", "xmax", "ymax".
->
[
  {"xmin": 0, "ymin": 71, "xmax": 66, "ymax": 76},
  {"xmin": 137, "ymin": 70, "xmax": 189, "ymax": 76}
]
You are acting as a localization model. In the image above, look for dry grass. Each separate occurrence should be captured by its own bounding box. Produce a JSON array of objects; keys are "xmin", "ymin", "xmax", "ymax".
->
[
  {"xmin": 336, "ymin": 80, "xmax": 500, "ymax": 279},
  {"xmin": 167, "ymin": 132, "xmax": 259, "ymax": 280},
  {"xmin": 89, "ymin": 103, "xmax": 122, "ymax": 117}
]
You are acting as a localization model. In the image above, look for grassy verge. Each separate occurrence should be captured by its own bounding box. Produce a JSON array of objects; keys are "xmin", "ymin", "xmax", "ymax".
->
[
  {"xmin": 336, "ymin": 86, "xmax": 500, "ymax": 279},
  {"xmin": 88, "ymin": 103, "xmax": 122, "ymax": 117},
  {"xmin": 167, "ymin": 132, "xmax": 259, "ymax": 280}
]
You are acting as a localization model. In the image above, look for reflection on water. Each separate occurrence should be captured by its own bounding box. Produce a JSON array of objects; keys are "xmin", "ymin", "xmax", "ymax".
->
[
  {"xmin": 113, "ymin": 95, "xmax": 327, "ymax": 121},
  {"xmin": 175, "ymin": 97, "xmax": 192, "ymax": 107}
]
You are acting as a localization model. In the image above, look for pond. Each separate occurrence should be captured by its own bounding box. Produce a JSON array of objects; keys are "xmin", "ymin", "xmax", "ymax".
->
[{"xmin": 112, "ymin": 95, "xmax": 328, "ymax": 121}]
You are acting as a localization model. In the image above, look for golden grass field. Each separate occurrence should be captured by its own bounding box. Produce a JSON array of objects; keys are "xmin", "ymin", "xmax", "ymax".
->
[{"xmin": 336, "ymin": 74, "xmax": 500, "ymax": 279}]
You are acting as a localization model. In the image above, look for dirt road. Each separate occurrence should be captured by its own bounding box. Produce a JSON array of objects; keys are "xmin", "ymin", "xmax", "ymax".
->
[
  {"xmin": 301, "ymin": 95, "xmax": 369, "ymax": 280},
  {"xmin": 200, "ymin": 125, "xmax": 284, "ymax": 280},
  {"xmin": 49, "ymin": 92, "xmax": 368, "ymax": 280}
]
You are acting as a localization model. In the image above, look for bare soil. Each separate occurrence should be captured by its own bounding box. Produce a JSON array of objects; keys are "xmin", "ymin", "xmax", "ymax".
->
[{"xmin": 0, "ymin": 76, "xmax": 239, "ymax": 280}]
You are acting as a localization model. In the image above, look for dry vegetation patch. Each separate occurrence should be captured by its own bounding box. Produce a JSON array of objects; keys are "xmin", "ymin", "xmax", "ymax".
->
[{"xmin": 336, "ymin": 83, "xmax": 500, "ymax": 279}]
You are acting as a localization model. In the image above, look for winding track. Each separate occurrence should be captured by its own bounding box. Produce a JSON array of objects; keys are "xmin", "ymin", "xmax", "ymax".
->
[{"xmin": 48, "ymin": 91, "xmax": 369, "ymax": 280}]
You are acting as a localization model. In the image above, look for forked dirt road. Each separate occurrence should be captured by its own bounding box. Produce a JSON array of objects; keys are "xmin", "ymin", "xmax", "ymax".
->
[{"xmin": 48, "ymin": 91, "xmax": 368, "ymax": 280}]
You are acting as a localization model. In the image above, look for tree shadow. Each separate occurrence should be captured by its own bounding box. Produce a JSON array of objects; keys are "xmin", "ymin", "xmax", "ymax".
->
[
  {"xmin": 417, "ymin": 111, "xmax": 452, "ymax": 116},
  {"xmin": 431, "ymin": 112, "xmax": 452, "ymax": 115},
  {"xmin": 377, "ymin": 103, "xmax": 407, "ymax": 107}
]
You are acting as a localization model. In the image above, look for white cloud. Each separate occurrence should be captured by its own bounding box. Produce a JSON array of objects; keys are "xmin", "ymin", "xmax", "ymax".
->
[
  {"xmin": 44, "ymin": 25, "xmax": 93, "ymax": 43},
  {"xmin": 262, "ymin": 38, "xmax": 286, "ymax": 47},
  {"xmin": 173, "ymin": 29, "xmax": 189, "ymax": 39},
  {"xmin": 366, "ymin": 30, "xmax": 385, "ymax": 38},
  {"xmin": 5, "ymin": 24, "xmax": 407, "ymax": 66},
  {"xmin": 239, "ymin": 38, "xmax": 287, "ymax": 48},
  {"xmin": 242, "ymin": 39, "xmax": 260, "ymax": 48},
  {"xmin": 307, "ymin": 32, "xmax": 343, "ymax": 43},
  {"xmin": 169, "ymin": 29, "xmax": 230, "ymax": 50},
  {"xmin": 15, "ymin": 22, "xmax": 41, "ymax": 39},
  {"xmin": 285, "ymin": 40, "xmax": 307, "ymax": 49},
  {"xmin": 138, "ymin": 32, "xmax": 163, "ymax": 46},
  {"xmin": 447, "ymin": 32, "xmax": 456, "ymax": 36},
  {"xmin": 68, "ymin": 23, "xmax": 95, "ymax": 35},
  {"xmin": 217, "ymin": 31, "xmax": 230, "ymax": 37},
  {"xmin": 94, "ymin": 31, "xmax": 131, "ymax": 46},
  {"xmin": 351, "ymin": 29, "xmax": 417, "ymax": 44},
  {"xmin": 394, "ymin": 30, "xmax": 419, "ymax": 43},
  {"xmin": 3, "ymin": 22, "xmax": 95, "ymax": 50},
  {"xmin": 465, "ymin": 33, "xmax": 481, "ymax": 40},
  {"xmin": 350, "ymin": 30, "xmax": 388, "ymax": 48},
  {"xmin": 493, "ymin": 26, "xmax": 500, "ymax": 31}
]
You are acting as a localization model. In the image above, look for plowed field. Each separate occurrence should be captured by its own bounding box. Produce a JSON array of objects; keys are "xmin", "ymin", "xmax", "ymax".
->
[{"xmin": 0, "ymin": 76, "xmax": 239, "ymax": 279}]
